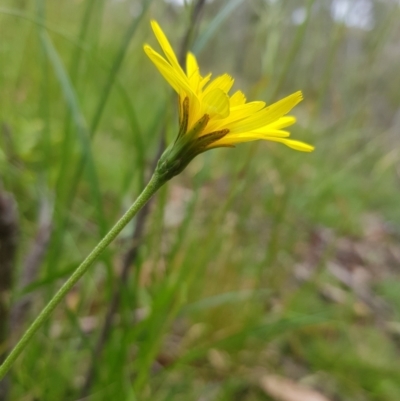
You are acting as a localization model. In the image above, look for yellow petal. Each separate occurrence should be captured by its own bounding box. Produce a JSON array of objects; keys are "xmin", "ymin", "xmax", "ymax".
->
[
  {"xmin": 262, "ymin": 91, "xmax": 303, "ymax": 125},
  {"xmin": 186, "ymin": 52, "xmax": 199, "ymax": 77},
  {"xmin": 228, "ymin": 91, "xmax": 303, "ymax": 133},
  {"xmin": 150, "ymin": 20, "xmax": 181, "ymax": 71},
  {"xmin": 227, "ymin": 109, "xmax": 272, "ymax": 133},
  {"xmin": 203, "ymin": 74, "xmax": 234, "ymax": 95},
  {"xmin": 264, "ymin": 116, "xmax": 297, "ymax": 130},
  {"xmin": 228, "ymin": 101, "xmax": 266, "ymax": 120},
  {"xmin": 213, "ymin": 133, "xmax": 314, "ymax": 152},
  {"xmin": 206, "ymin": 101, "xmax": 265, "ymax": 132},
  {"xmin": 267, "ymin": 137, "xmax": 315, "ymax": 152},
  {"xmin": 186, "ymin": 52, "xmax": 201, "ymax": 91},
  {"xmin": 187, "ymin": 94, "xmax": 203, "ymax": 129},
  {"xmin": 199, "ymin": 73, "xmax": 212, "ymax": 90},
  {"xmin": 213, "ymin": 130, "xmax": 290, "ymax": 145},
  {"xmin": 203, "ymin": 88, "xmax": 230, "ymax": 118},
  {"xmin": 229, "ymin": 90, "xmax": 246, "ymax": 106},
  {"xmin": 144, "ymin": 45, "xmax": 193, "ymax": 95},
  {"xmin": 255, "ymin": 129, "xmax": 291, "ymax": 137}
]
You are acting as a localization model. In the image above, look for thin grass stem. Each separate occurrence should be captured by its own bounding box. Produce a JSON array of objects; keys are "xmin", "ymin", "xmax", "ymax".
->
[{"xmin": 0, "ymin": 172, "xmax": 166, "ymax": 381}]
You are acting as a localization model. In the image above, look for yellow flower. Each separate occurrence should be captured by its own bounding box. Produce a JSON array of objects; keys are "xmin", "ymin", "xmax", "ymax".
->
[{"xmin": 144, "ymin": 21, "xmax": 314, "ymax": 180}]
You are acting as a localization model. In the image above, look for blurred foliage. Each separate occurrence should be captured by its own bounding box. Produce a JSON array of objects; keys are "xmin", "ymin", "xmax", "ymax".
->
[{"xmin": 0, "ymin": 0, "xmax": 400, "ymax": 400}]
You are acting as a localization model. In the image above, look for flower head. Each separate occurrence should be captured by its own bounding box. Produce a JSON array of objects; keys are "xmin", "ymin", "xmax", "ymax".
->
[{"xmin": 144, "ymin": 20, "xmax": 314, "ymax": 180}]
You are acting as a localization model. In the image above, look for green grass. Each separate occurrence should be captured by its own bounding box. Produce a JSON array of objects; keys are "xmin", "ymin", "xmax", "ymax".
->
[{"xmin": 1, "ymin": 0, "xmax": 400, "ymax": 400}]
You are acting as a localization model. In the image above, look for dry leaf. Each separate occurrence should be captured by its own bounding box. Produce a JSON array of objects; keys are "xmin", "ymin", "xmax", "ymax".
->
[{"xmin": 259, "ymin": 374, "xmax": 331, "ymax": 401}]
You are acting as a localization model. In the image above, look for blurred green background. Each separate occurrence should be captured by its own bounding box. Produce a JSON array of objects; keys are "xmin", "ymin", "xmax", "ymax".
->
[{"xmin": 1, "ymin": 0, "xmax": 400, "ymax": 400}]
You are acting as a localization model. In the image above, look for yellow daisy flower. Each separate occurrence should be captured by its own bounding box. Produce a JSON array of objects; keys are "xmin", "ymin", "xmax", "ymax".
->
[{"xmin": 144, "ymin": 20, "xmax": 314, "ymax": 180}]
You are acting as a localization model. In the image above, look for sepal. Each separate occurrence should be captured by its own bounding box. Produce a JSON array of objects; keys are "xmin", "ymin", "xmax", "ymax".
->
[{"xmin": 155, "ymin": 112, "xmax": 229, "ymax": 181}]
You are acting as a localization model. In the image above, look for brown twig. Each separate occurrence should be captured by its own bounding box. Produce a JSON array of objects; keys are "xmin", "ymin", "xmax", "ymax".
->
[
  {"xmin": 0, "ymin": 193, "xmax": 52, "ymax": 401},
  {"xmin": 178, "ymin": 0, "xmax": 206, "ymax": 65},
  {"xmin": 10, "ymin": 198, "xmax": 53, "ymax": 335},
  {"xmin": 79, "ymin": 2, "xmax": 207, "ymax": 397},
  {"xmin": 0, "ymin": 191, "xmax": 18, "ymax": 401}
]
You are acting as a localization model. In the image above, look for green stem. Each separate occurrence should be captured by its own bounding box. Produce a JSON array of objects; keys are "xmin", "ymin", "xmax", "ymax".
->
[{"xmin": 0, "ymin": 172, "xmax": 166, "ymax": 380}]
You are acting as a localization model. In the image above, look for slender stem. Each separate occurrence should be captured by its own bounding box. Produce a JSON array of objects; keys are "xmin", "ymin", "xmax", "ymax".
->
[
  {"xmin": 0, "ymin": 172, "xmax": 165, "ymax": 381},
  {"xmin": 79, "ymin": 3, "xmax": 208, "ymax": 394}
]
